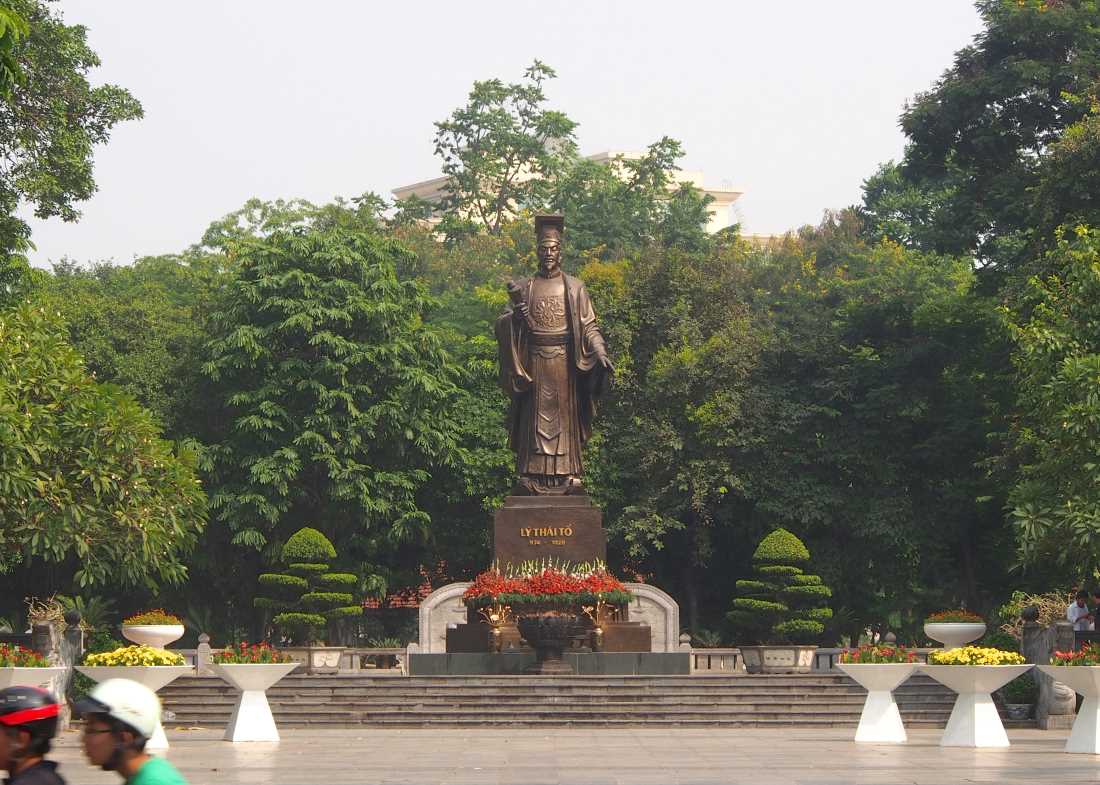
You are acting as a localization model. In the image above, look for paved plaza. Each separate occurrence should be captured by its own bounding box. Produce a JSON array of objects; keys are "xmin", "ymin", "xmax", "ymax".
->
[{"xmin": 43, "ymin": 726, "xmax": 1100, "ymax": 784}]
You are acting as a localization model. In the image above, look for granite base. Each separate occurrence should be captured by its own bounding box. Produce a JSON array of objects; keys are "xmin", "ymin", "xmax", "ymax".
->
[{"xmin": 409, "ymin": 652, "xmax": 690, "ymax": 676}]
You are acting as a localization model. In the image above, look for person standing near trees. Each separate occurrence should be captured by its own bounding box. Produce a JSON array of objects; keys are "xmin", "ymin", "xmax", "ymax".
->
[{"xmin": 1067, "ymin": 590, "xmax": 1092, "ymax": 632}]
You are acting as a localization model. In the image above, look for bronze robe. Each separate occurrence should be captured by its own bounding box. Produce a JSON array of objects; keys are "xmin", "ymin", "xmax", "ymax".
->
[{"xmin": 495, "ymin": 272, "xmax": 609, "ymax": 479}]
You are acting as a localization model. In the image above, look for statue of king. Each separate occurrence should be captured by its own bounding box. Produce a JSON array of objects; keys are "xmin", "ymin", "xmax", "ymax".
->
[{"xmin": 494, "ymin": 215, "xmax": 612, "ymax": 495}]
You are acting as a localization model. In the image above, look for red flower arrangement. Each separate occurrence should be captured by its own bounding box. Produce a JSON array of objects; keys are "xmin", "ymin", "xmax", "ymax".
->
[
  {"xmin": 838, "ymin": 644, "xmax": 918, "ymax": 664},
  {"xmin": 0, "ymin": 644, "xmax": 50, "ymax": 668},
  {"xmin": 212, "ymin": 641, "xmax": 292, "ymax": 664},
  {"xmin": 463, "ymin": 567, "xmax": 632, "ymax": 609},
  {"xmin": 1052, "ymin": 645, "xmax": 1100, "ymax": 666}
]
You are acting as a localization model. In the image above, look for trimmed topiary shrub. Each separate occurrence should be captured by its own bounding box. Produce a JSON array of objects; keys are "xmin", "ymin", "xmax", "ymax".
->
[
  {"xmin": 254, "ymin": 527, "xmax": 362, "ymax": 643},
  {"xmin": 727, "ymin": 528, "xmax": 833, "ymax": 644}
]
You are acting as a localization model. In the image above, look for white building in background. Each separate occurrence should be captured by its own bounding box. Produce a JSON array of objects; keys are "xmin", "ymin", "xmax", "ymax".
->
[{"xmin": 391, "ymin": 151, "xmax": 744, "ymax": 235}]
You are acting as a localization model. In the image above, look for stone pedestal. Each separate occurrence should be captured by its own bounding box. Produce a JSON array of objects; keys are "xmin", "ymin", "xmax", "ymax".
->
[{"xmin": 494, "ymin": 495, "xmax": 605, "ymax": 567}]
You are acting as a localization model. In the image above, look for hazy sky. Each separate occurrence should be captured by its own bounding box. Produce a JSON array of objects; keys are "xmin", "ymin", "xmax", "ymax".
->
[{"xmin": 22, "ymin": 1, "xmax": 984, "ymax": 267}]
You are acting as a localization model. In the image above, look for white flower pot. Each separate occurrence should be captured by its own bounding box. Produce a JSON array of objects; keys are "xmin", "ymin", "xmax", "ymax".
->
[
  {"xmin": 120, "ymin": 624, "xmax": 185, "ymax": 649},
  {"xmin": 0, "ymin": 667, "xmax": 67, "ymax": 690},
  {"xmin": 1038, "ymin": 664, "xmax": 1100, "ymax": 754},
  {"xmin": 923, "ymin": 622, "xmax": 986, "ymax": 649},
  {"xmin": 837, "ymin": 663, "xmax": 917, "ymax": 743},
  {"xmin": 76, "ymin": 665, "xmax": 192, "ymax": 752},
  {"xmin": 920, "ymin": 664, "xmax": 1033, "ymax": 747},
  {"xmin": 210, "ymin": 663, "xmax": 299, "ymax": 742}
]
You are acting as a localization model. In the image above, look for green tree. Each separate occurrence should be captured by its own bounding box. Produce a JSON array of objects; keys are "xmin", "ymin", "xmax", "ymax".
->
[
  {"xmin": 0, "ymin": 3, "xmax": 27, "ymax": 99},
  {"xmin": 433, "ymin": 60, "xmax": 577, "ymax": 239},
  {"xmin": 44, "ymin": 254, "xmax": 223, "ymax": 438},
  {"xmin": 255, "ymin": 527, "xmax": 361, "ymax": 644},
  {"xmin": 200, "ymin": 221, "xmax": 467, "ymax": 578},
  {"xmin": 863, "ymin": 0, "xmax": 1100, "ymax": 272},
  {"xmin": 550, "ymin": 138, "xmax": 712, "ymax": 262},
  {"xmin": 0, "ymin": 0, "xmax": 142, "ymax": 260},
  {"xmin": 1006, "ymin": 227, "xmax": 1100, "ymax": 573},
  {"xmin": 0, "ymin": 301, "xmax": 206, "ymax": 587},
  {"xmin": 727, "ymin": 528, "xmax": 833, "ymax": 643}
]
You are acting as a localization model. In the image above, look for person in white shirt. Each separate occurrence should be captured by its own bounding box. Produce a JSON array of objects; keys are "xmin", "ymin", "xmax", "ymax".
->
[{"xmin": 1067, "ymin": 590, "xmax": 1093, "ymax": 632}]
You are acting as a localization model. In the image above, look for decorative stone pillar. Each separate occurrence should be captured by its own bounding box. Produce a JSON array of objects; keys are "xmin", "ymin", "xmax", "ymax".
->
[
  {"xmin": 1022, "ymin": 607, "xmax": 1076, "ymax": 729},
  {"xmin": 196, "ymin": 633, "xmax": 214, "ymax": 675}
]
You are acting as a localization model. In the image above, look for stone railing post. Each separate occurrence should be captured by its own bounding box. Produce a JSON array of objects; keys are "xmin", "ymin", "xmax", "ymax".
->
[
  {"xmin": 196, "ymin": 633, "xmax": 213, "ymax": 675},
  {"xmin": 1022, "ymin": 607, "xmax": 1076, "ymax": 729}
]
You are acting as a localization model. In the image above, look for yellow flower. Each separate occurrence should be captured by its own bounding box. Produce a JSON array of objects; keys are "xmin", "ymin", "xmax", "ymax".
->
[
  {"xmin": 83, "ymin": 644, "xmax": 184, "ymax": 667},
  {"xmin": 929, "ymin": 646, "xmax": 1025, "ymax": 666}
]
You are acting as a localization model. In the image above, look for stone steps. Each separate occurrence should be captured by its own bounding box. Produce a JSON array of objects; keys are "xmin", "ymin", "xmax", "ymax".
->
[{"xmin": 154, "ymin": 672, "xmax": 1001, "ymax": 729}]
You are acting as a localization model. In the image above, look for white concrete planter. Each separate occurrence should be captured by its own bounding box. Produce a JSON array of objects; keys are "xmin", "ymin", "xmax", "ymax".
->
[
  {"xmin": 210, "ymin": 663, "xmax": 299, "ymax": 742},
  {"xmin": 76, "ymin": 665, "xmax": 192, "ymax": 752},
  {"xmin": 923, "ymin": 622, "xmax": 986, "ymax": 649},
  {"xmin": 1038, "ymin": 665, "xmax": 1100, "ymax": 753},
  {"xmin": 739, "ymin": 645, "xmax": 817, "ymax": 674},
  {"xmin": 120, "ymin": 624, "xmax": 185, "ymax": 649},
  {"xmin": 281, "ymin": 645, "xmax": 345, "ymax": 675},
  {"xmin": 920, "ymin": 664, "xmax": 1032, "ymax": 747},
  {"xmin": 0, "ymin": 666, "xmax": 67, "ymax": 690},
  {"xmin": 837, "ymin": 663, "xmax": 917, "ymax": 743}
]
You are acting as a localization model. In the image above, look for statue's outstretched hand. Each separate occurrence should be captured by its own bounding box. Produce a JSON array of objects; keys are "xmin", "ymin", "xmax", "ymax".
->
[{"xmin": 598, "ymin": 352, "xmax": 614, "ymax": 372}]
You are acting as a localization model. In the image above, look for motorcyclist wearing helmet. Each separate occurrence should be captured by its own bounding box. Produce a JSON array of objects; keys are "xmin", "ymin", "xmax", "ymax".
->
[
  {"xmin": 0, "ymin": 686, "xmax": 65, "ymax": 785},
  {"xmin": 74, "ymin": 679, "xmax": 188, "ymax": 785}
]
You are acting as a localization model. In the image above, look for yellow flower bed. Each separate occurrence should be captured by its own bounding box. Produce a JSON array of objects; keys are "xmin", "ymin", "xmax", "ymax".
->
[
  {"xmin": 928, "ymin": 646, "xmax": 1025, "ymax": 666},
  {"xmin": 84, "ymin": 645, "xmax": 185, "ymax": 667}
]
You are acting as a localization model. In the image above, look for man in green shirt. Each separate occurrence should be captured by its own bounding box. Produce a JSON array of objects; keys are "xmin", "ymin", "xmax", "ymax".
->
[{"xmin": 75, "ymin": 679, "xmax": 188, "ymax": 785}]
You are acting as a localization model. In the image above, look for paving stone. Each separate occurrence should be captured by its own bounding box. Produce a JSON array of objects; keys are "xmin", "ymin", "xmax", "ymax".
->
[{"xmin": 43, "ymin": 726, "xmax": 1100, "ymax": 785}]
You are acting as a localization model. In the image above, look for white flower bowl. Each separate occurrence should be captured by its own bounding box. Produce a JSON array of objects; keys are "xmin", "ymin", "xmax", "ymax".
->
[
  {"xmin": 923, "ymin": 622, "xmax": 986, "ymax": 649},
  {"xmin": 120, "ymin": 624, "xmax": 185, "ymax": 648}
]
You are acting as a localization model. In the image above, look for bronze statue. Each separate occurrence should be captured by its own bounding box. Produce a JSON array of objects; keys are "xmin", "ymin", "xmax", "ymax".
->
[{"xmin": 495, "ymin": 215, "xmax": 612, "ymax": 495}]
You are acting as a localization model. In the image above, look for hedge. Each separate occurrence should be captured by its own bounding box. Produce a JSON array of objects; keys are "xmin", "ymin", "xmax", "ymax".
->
[
  {"xmin": 752, "ymin": 528, "xmax": 810, "ymax": 564},
  {"xmin": 756, "ymin": 565, "xmax": 803, "ymax": 577},
  {"xmin": 282, "ymin": 527, "xmax": 337, "ymax": 563},
  {"xmin": 773, "ymin": 619, "xmax": 825, "ymax": 637},
  {"xmin": 258, "ymin": 573, "xmax": 309, "ymax": 591},
  {"xmin": 287, "ymin": 562, "xmax": 329, "ymax": 575},
  {"xmin": 317, "ymin": 573, "xmax": 358, "ymax": 588},
  {"xmin": 272, "ymin": 611, "xmax": 326, "ymax": 629},
  {"xmin": 301, "ymin": 592, "xmax": 355, "ymax": 609}
]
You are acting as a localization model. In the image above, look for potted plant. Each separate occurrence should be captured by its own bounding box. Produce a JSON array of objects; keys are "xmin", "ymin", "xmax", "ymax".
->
[
  {"xmin": 921, "ymin": 645, "xmax": 1031, "ymax": 748},
  {"xmin": 254, "ymin": 527, "xmax": 361, "ymax": 674},
  {"xmin": 462, "ymin": 562, "xmax": 633, "ymax": 668},
  {"xmin": 1038, "ymin": 644, "xmax": 1100, "ymax": 753},
  {"xmin": 923, "ymin": 609, "xmax": 986, "ymax": 649},
  {"xmin": 120, "ymin": 609, "xmax": 185, "ymax": 649},
  {"xmin": 727, "ymin": 528, "xmax": 833, "ymax": 674},
  {"xmin": 76, "ymin": 644, "xmax": 191, "ymax": 751},
  {"xmin": 836, "ymin": 644, "xmax": 920, "ymax": 743},
  {"xmin": 210, "ymin": 642, "xmax": 298, "ymax": 742},
  {"xmin": 0, "ymin": 644, "xmax": 66, "ymax": 690}
]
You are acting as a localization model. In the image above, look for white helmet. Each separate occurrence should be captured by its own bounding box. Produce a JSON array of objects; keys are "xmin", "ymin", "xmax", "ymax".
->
[{"xmin": 75, "ymin": 678, "xmax": 160, "ymax": 739}]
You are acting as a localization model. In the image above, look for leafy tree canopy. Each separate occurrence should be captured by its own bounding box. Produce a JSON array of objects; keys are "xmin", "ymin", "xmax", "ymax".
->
[
  {"xmin": 0, "ymin": 0, "xmax": 142, "ymax": 260},
  {"xmin": 1007, "ymin": 226, "xmax": 1100, "ymax": 573},
  {"xmin": 862, "ymin": 0, "xmax": 1100, "ymax": 273},
  {"xmin": 433, "ymin": 60, "xmax": 577, "ymax": 240},
  {"xmin": 0, "ymin": 300, "xmax": 206, "ymax": 587},
  {"xmin": 201, "ymin": 220, "xmax": 467, "ymax": 574}
]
